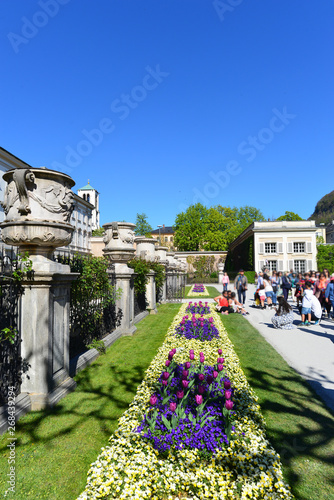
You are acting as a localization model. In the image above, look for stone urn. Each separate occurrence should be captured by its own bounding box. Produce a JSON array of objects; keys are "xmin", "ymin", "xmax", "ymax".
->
[
  {"xmin": 102, "ymin": 222, "xmax": 136, "ymax": 264},
  {"xmin": 155, "ymin": 245, "xmax": 168, "ymax": 266},
  {"xmin": 135, "ymin": 236, "xmax": 158, "ymax": 261},
  {"xmin": 0, "ymin": 167, "xmax": 75, "ymax": 271}
]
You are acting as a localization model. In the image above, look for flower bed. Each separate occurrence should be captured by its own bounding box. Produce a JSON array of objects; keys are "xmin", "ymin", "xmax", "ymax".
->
[
  {"xmin": 187, "ymin": 284, "xmax": 209, "ymax": 297},
  {"xmin": 175, "ymin": 315, "xmax": 219, "ymax": 341},
  {"xmin": 185, "ymin": 301, "xmax": 211, "ymax": 315},
  {"xmin": 78, "ymin": 304, "xmax": 293, "ymax": 500}
]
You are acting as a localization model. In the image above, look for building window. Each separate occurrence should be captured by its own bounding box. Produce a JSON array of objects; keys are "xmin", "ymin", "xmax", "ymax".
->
[
  {"xmin": 87, "ymin": 194, "xmax": 90, "ymax": 203},
  {"xmin": 294, "ymin": 260, "xmax": 306, "ymax": 273},
  {"xmin": 268, "ymin": 260, "xmax": 277, "ymax": 271},
  {"xmin": 293, "ymin": 242, "xmax": 305, "ymax": 253},
  {"xmin": 265, "ymin": 243, "xmax": 276, "ymax": 253}
]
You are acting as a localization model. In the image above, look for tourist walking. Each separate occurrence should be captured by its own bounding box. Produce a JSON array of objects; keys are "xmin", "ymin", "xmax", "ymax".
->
[
  {"xmin": 222, "ymin": 272, "xmax": 230, "ymax": 291},
  {"xmin": 281, "ymin": 272, "xmax": 292, "ymax": 301},
  {"xmin": 271, "ymin": 296, "xmax": 294, "ymax": 330},
  {"xmin": 298, "ymin": 281, "xmax": 313, "ymax": 327},
  {"xmin": 234, "ymin": 269, "xmax": 248, "ymax": 305}
]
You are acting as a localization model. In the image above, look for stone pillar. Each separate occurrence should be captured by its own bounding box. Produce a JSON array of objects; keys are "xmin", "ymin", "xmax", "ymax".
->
[
  {"xmin": 135, "ymin": 236, "xmax": 158, "ymax": 313},
  {"xmin": 103, "ymin": 222, "xmax": 136, "ymax": 335},
  {"xmin": 0, "ymin": 167, "xmax": 77, "ymax": 410},
  {"xmin": 155, "ymin": 246, "xmax": 168, "ymax": 303}
]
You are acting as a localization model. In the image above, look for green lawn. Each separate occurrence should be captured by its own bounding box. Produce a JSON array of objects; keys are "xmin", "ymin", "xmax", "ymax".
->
[
  {"xmin": 220, "ymin": 313, "xmax": 334, "ymax": 500},
  {"xmin": 0, "ymin": 304, "xmax": 181, "ymax": 500},
  {"xmin": 185, "ymin": 285, "xmax": 220, "ymax": 298}
]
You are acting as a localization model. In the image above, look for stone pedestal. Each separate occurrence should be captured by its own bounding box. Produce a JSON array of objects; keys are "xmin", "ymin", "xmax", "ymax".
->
[
  {"xmin": 103, "ymin": 222, "xmax": 137, "ymax": 335},
  {"xmin": 218, "ymin": 262, "xmax": 225, "ymax": 284},
  {"xmin": 108, "ymin": 263, "xmax": 136, "ymax": 335},
  {"xmin": 20, "ymin": 271, "xmax": 77, "ymax": 410},
  {"xmin": 146, "ymin": 271, "xmax": 157, "ymax": 313}
]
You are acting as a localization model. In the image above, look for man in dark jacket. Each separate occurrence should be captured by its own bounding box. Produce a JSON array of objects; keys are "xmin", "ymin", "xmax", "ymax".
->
[
  {"xmin": 234, "ymin": 269, "xmax": 248, "ymax": 305},
  {"xmin": 281, "ymin": 272, "xmax": 292, "ymax": 301}
]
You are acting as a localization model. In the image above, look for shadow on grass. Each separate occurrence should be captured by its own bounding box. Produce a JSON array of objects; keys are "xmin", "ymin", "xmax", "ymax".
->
[{"xmin": 221, "ymin": 314, "xmax": 334, "ymax": 500}]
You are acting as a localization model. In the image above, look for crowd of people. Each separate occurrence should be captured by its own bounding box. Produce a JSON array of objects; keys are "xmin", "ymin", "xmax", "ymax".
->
[{"xmin": 214, "ymin": 268, "xmax": 334, "ymax": 330}]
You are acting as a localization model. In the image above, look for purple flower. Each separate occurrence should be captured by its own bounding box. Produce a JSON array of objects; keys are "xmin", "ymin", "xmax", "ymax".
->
[
  {"xmin": 224, "ymin": 380, "xmax": 231, "ymax": 389},
  {"xmin": 170, "ymin": 402, "xmax": 177, "ymax": 412},
  {"xmin": 217, "ymin": 363, "xmax": 224, "ymax": 372},
  {"xmin": 182, "ymin": 379, "xmax": 189, "ymax": 389},
  {"xmin": 149, "ymin": 394, "xmax": 157, "ymax": 405},
  {"xmin": 225, "ymin": 389, "xmax": 232, "ymax": 400},
  {"xmin": 163, "ymin": 371, "xmax": 170, "ymax": 380},
  {"xmin": 198, "ymin": 373, "xmax": 205, "ymax": 381},
  {"xmin": 225, "ymin": 400, "xmax": 234, "ymax": 410},
  {"xmin": 176, "ymin": 390, "xmax": 184, "ymax": 399},
  {"xmin": 198, "ymin": 385, "xmax": 205, "ymax": 395},
  {"xmin": 165, "ymin": 360, "xmax": 171, "ymax": 367},
  {"xmin": 195, "ymin": 394, "xmax": 203, "ymax": 405},
  {"xmin": 185, "ymin": 361, "xmax": 191, "ymax": 369},
  {"xmin": 207, "ymin": 375, "xmax": 213, "ymax": 385}
]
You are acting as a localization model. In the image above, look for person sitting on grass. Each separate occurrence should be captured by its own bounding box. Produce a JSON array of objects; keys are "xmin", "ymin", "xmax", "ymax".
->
[
  {"xmin": 298, "ymin": 281, "xmax": 313, "ymax": 327},
  {"xmin": 214, "ymin": 290, "xmax": 233, "ymax": 315},
  {"xmin": 230, "ymin": 292, "xmax": 250, "ymax": 315}
]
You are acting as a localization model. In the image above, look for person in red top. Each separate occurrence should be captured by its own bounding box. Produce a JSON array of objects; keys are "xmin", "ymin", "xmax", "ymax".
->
[
  {"xmin": 314, "ymin": 272, "xmax": 330, "ymax": 317},
  {"xmin": 214, "ymin": 290, "xmax": 231, "ymax": 314}
]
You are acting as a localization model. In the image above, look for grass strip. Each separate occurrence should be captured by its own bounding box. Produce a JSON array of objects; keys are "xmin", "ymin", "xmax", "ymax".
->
[
  {"xmin": 220, "ymin": 313, "xmax": 334, "ymax": 500},
  {"xmin": 185, "ymin": 285, "xmax": 219, "ymax": 298},
  {"xmin": 0, "ymin": 303, "xmax": 181, "ymax": 500}
]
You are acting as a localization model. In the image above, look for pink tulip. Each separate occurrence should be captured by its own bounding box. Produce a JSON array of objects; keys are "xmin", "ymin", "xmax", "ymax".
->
[
  {"xmin": 170, "ymin": 402, "xmax": 177, "ymax": 412},
  {"xmin": 224, "ymin": 380, "xmax": 231, "ymax": 389},
  {"xmin": 225, "ymin": 400, "xmax": 234, "ymax": 410},
  {"xmin": 182, "ymin": 370, "xmax": 189, "ymax": 379},
  {"xmin": 198, "ymin": 373, "xmax": 205, "ymax": 381},
  {"xmin": 165, "ymin": 360, "xmax": 171, "ymax": 367},
  {"xmin": 150, "ymin": 394, "xmax": 157, "ymax": 405},
  {"xmin": 195, "ymin": 394, "xmax": 203, "ymax": 405},
  {"xmin": 172, "ymin": 348, "xmax": 177, "ymax": 354},
  {"xmin": 185, "ymin": 362, "xmax": 191, "ymax": 370},
  {"xmin": 217, "ymin": 357, "xmax": 224, "ymax": 364},
  {"xmin": 162, "ymin": 380, "xmax": 168, "ymax": 386},
  {"xmin": 176, "ymin": 390, "xmax": 184, "ymax": 399},
  {"xmin": 218, "ymin": 349, "xmax": 223, "ymax": 355},
  {"xmin": 189, "ymin": 352, "xmax": 195, "ymax": 360},
  {"xmin": 198, "ymin": 385, "xmax": 205, "ymax": 395},
  {"xmin": 182, "ymin": 380, "xmax": 189, "ymax": 389},
  {"xmin": 169, "ymin": 350, "xmax": 175, "ymax": 358},
  {"xmin": 217, "ymin": 364, "xmax": 224, "ymax": 372},
  {"xmin": 163, "ymin": 371, "xmax": 170, "ymax": 380},
  {"xmin": 225, "ymin": 390, "xmax": 232, "ymax": 400},
  {"xmin": 213, "ymin": 371, "xmax": 218, "ymax": 379}
]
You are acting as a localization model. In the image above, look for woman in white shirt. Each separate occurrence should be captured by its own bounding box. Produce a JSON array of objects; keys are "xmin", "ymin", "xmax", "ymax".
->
[{"xmin": 263, "ymin": 273, "xmax": 275, "ymax": 307}]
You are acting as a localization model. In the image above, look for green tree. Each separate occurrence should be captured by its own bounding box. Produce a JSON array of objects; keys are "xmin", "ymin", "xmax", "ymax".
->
[
  {"xmin": 174, "ymin": 204, "xmax": 264, "ymax": 251},
  {"xmin": 92, "ymin": 227, "xmax": 105, "ymax": 236},
  {"xmin": 134, "ymin": 213, "xmax": 153, "ymax": 236},
  {"xmin": 276, "ymin": 211, "xmax": 303, "ymax": 221},
  {"xmin": 316, "ymin": 245, "xmax": 334, "ymax": 274},
  {"xmin": 174, "ymin": 203, "xmax": 209, "ymax": 251}
]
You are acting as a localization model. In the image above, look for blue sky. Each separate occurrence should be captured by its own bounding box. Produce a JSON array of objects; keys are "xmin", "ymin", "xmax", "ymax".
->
[{"xmin": 1, "ymin": 0, "xmax": 334, "ymax": 229}]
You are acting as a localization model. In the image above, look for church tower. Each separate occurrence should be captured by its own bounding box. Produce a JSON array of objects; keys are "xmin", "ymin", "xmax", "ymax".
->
[{"xmin": 77, "ymin": 181, "xmax": 100, "ymax": 230}]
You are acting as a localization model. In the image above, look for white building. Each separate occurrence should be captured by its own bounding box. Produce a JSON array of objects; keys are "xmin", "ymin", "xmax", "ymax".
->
[
  {"xmin": 229, "ymin": 220, "xmax": 324, "ymax": 273},
  {"xmin": 77, "ymin": 182, "xmax": 100, "ymax": 230}
]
